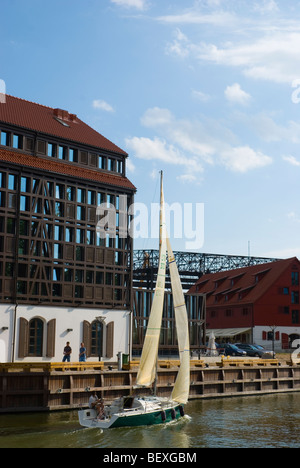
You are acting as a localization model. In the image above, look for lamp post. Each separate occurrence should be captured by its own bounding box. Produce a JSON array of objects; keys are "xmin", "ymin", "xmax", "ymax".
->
[{"xmin": 269, "ymin": 325, "xmax": 277, "ymax": 356}]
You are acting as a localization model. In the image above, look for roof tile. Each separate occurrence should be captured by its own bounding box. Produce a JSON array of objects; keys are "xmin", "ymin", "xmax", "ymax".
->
[
  {"xmin": 0, "ymin": 95, "xmax": 127, "ymax": 155},
  {"xmin": 0, "ymin": 148, "xmax": 136, "ymax": 190}
]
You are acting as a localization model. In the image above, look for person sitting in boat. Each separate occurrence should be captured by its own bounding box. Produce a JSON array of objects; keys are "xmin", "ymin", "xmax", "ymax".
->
[{"xmin": 89, "ymin": 392, "xmax": 105, "ymax": 419}]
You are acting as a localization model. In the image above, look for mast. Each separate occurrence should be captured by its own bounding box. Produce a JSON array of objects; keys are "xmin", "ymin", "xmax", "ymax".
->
[
  {"xmin": 135, "ymin": 170, "xmax": 167, "ymax": 388},
  {"xmin": 153, "ymin": 171, "xmax": 163, "ymax": 396}
]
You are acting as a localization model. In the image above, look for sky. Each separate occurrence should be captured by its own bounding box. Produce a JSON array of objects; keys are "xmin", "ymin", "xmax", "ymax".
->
[{"xmin": 1, "ymin": 0, "xmax": 300, "ymax": 257}]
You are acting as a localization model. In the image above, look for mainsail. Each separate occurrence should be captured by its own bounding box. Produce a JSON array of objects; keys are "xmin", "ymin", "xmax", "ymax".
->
[
  {"xmin": 167, "ymin": 237, "xmax": 190, "ymax": 405},
  {"xmin": 136, "ymin": 175, "xmax": 167, "ymax": 387}
]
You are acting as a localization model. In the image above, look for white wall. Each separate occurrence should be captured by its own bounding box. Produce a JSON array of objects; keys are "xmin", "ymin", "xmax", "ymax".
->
[
  {"xmin": 254, "ymin": 325, "xmax": 300, "ymax": 351},
  {"xmin": 0, "ymin": 304, "xmax": 131, "ymax": 363}
]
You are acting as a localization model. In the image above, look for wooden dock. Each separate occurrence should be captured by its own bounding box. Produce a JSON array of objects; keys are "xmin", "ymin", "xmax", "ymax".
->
[{"xmin": 1, "ymin": 359, "xmax": 300, "ymax": 413}]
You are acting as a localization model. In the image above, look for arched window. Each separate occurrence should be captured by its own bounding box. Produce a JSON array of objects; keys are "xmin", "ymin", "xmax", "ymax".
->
[{"xmin": 28, "ymin": 318, "xmax": 44, "ymax": 356}]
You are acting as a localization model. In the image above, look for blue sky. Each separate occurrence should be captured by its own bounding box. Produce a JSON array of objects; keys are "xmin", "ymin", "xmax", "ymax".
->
[{"xmin": 1, "ymin": 0, "xmax": 300, "ymax": 257}]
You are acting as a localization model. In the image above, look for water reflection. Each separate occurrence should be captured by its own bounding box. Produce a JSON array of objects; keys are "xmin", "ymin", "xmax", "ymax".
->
[{"xmin": 1, "ymin": 393, "xmax": 300, "ymax": 448}]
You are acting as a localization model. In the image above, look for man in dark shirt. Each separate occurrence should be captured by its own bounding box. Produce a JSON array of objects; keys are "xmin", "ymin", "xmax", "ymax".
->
[{"xmin": 63, "ymin": 342, "xmax": 72, "ymax": 362}]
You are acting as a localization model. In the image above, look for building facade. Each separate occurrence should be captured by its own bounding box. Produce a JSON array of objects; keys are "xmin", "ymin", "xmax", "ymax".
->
[
  {"xmin": 132, "ymin": 288, "xmax": 206, "ymax": 357},
  {"xmin": 0, "ymin": 95, "xmax": 135, "ymax": 363},
  {"xmin": 189, "ymin": 257, "xmax": 300, "ymax": 351}
]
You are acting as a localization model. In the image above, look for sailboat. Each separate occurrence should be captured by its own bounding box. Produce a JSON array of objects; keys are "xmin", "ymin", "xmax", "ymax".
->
[{"xmin": 78, "ymin": 172, "xmax": 190, "ymax": 429}]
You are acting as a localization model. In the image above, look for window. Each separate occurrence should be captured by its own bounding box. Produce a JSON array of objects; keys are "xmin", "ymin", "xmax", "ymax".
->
[
  {"xmin": 56, "ymin": 184, "xmax": 64, "ymax": 199},
  {"xmin": 117, "ymin": 160, "xmax": 123, "ymax": 174},
  {"xmin": 58, "ymin": 145, "xmax": 67, "ymax": 160},
  {"xmin": 292, "ymin": 271, "xmax": 299, "ymax": 286},
  {"xmin": 48, "ymin": 143, "xmax": 56, "ymax": 157},
  {"xmin": 0, "ymin": 172, "xmax": 4, "ymax": 188},
  {"xmin": 69, "ymin": 148, "xmax": 77, "ymax": 162},
  {"xmin": 292, "ymin": 291, "xmax": 299, "ymax": 305},
  {"xmin": 108, "ymin": 158, "xmax": 115, "ymax": 171},
  {"xmin": 20, "ymin": 195, "xmax": 29, "ymax": 212},
  {"xmin": 77, "ymin": 188, "xmax": 85, "ymax": 203},
  {"xmin": 77, "ymin": 206, "xmax": 85, "ymax": 221},
  {"xmin": 67, "ymin": 186, "xmax": 75, "ymax": 201},
  {"xmin": 65, "ymin": 227, "xmax": 74, "ymax": 242},
  {"xmin": 1, "ymin": 131, "xmax": 9, "ymax": 146},
  {"xmin": 21, "ymin": 177, "xmax": 30, "ymax": 193},
  {"xmin": 64, "ymin": 268, "xmax": 73, "ymax": 282},
  {"xmin": 13, "ymin": 134, "xmax": 23, "ymax": 149},
  {"xmin": 28, "ymin": 318, "xmax": 44, "ymax": 357},
  {"xmin": 88, "ymin": 190, "xmax": 95, "ymax": 205},
  {"xmin": 283, "ymin": 287, "xmax": 289, "ymax": 295},
  {"xmin": 91, "ymin": 320, "xmax": 103, "ymax": 358},
  {"xmin": 292, "ymin": 310, "xmax": 300, "ymax": 324},
  {"xmin": 8, "ymin": 174, "xmax": 16, "ymax": 191}
]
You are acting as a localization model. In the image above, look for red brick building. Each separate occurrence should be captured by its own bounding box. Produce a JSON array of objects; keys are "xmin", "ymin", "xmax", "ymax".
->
[{"xmin": 189, "ymin": 257, "xmax": 300, "ymax": 351}]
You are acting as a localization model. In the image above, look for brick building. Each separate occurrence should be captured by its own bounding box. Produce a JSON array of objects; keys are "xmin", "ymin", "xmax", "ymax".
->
[
  {"xmin": 189, "ymin": 257, "xmax": 300, "ymax": 350},
  {"xmin": 0, "ymin": 95, "xmax": 135, "ymax": 363}
]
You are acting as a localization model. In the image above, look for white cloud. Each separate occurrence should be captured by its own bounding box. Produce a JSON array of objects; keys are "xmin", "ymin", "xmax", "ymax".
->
[
  {"xmin": 220, "ymin": 146, "xmax": 272, "ymax": 173},
  {"xmin": 196, "ymin": 32, "xmax": 300, "ymax": 84},
  {"xmin": 162, "ymin": 9, "xmax": 300, "ymax": 85},
  {"xmin": 253, "ymin": 0, "xmax": 279, "ymax": 14},
  {"xmin": 126, "ymin": 107, "xmax": 273, "ymax": 178},
  {"xmin": 225, "ymin": 83, "xmax": 251, "ymax": 106},
  {"xmin": 125, "ymin": 136, "xmax": 202, "ymax": 174},
  {"xmin": 158, "ymin": 9, "xmax": 236, "ymax": 27},
  {"xmin": 192, "ymin": 89, "xmax": 211, "ymax": 102},
  {"xmin": 140, "ymin": 107, "xmax": 216, "ymax": 164},
  {"xmin": 126, "ymin": 158, "xmax": 136, "ymax": 173},
  {"xmin": 110, "ymin": 0, "xmax": 148, "ymax": 10},
  {"xmin": 92, "ymin": 99, "xmax": 115, "ymax": 113},
  {"xmin": 176, "ymin": 173, "xmax": 200, "ymax": 184},
  {"xmin": 245, "ymin": 114, "xmax": 300, "ymax": 144},
  {"xmin": 283, "ymin": 155, "xmax": 300, "ymax": 167}
]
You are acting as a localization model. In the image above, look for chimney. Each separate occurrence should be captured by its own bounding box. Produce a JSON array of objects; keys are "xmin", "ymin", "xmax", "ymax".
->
[
  {"xmin": 53, "ymin": 108, "xmax": 76, "ymax": 122},
  {"xmin": 69, "ymin": 113, "xmax": 77, "ymax": 122}
]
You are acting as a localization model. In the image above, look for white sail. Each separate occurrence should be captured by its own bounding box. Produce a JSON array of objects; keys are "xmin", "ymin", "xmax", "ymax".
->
[
  {"xmin": 136, "ymin": 175, "xmax": 167, "ymax": 387},
  {"xmin": 167, "ymin": 237, "xmax": 190, "ymax": 405}
]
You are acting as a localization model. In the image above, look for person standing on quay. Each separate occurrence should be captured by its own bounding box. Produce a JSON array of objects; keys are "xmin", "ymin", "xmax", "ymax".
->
[
  {"xmin": 62, "ymin": 342, "xmax": 72, "ymax": 362},
  {"xmin": 79, "ymin": 342, "xmax": 86, "ymax": 362}
]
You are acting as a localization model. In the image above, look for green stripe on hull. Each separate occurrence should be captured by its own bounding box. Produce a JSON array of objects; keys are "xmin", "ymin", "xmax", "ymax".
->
[{"xmin": 110, "ymin": 406, "xmax": 183, "ymax": 429}]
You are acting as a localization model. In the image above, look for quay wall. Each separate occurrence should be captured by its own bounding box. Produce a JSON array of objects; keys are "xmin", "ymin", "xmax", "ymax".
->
[{"xmin": 1, "ymin": 359, "xmax": 300, "ymax": 413}]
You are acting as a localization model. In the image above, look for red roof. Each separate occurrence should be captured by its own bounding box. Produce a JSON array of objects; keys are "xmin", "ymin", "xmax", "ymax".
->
[
  {"xmin": 0, "ymin": 148, "xmax": 136, "ymax": 190},
  {"xmin": 189, "ymin": 257, "xmax": 300, "ymax": 306},
  {"xmin": 0, "ymin": 95, "xmax": 127, "ymax": 155}
]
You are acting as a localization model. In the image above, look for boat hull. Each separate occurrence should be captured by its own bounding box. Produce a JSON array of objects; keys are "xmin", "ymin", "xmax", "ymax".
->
[
  {"xmin": 78, "ymin": 397, "xmax": 185, "ymax": 429},
  {"xmin": 110, "ymin": 405, "xmax": 183, "ymax": 428}
]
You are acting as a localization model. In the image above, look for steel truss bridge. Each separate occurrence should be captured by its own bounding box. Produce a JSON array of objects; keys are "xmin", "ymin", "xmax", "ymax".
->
[{"xmin": 133, "ymin": 250, "xmax": 280, "ymax": 291}]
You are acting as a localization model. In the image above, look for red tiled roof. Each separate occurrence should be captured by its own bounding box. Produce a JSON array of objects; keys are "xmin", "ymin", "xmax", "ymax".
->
[
  {"xmin": 0, "ymin": 95, "xmax": 127, "ymax": 156},
  {"xmin": 189, "ymin": 257, "xmax": 300, "ymax": 306},
  {"xmin": 0, "ymin": 148, "xmax": 136, "ymax": 191}
]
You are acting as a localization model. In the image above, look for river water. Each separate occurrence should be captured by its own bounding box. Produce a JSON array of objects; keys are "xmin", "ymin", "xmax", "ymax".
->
[{"xmin": 1, "ymin": 393, "xmax": 300, "ymax": 448}]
